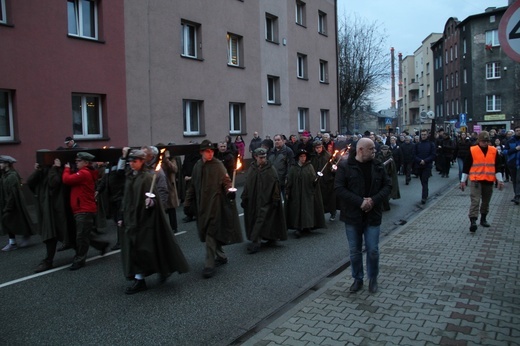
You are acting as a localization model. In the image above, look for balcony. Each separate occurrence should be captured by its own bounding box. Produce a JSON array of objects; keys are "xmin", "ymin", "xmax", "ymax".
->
[
  {"xmin": 408, "ymin": 81, "xmax": 419, "ymax": 91},
  {"xmin": 408, "ymin": 100, "xmax": 419, "ymax": 109}
]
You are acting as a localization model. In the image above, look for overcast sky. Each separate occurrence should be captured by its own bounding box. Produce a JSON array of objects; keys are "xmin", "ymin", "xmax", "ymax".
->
[{"xmin": 337, "ymin": 0, "xmax": 509, "ymax": 110}]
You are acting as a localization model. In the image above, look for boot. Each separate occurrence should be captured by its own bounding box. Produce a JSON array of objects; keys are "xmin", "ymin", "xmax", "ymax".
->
[
  {"xmin": 480, "ymin": 214, "xmax": 490, "ymax": 227},
  {"xmin": 469, "ymin": 217, "xmax": 478, "ymax": 233}
]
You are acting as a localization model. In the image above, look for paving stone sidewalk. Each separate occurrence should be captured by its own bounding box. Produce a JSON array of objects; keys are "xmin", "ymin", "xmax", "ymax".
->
[{"xmin": 245, "ymin": 183, "xmax": 520, "ymax": 345}]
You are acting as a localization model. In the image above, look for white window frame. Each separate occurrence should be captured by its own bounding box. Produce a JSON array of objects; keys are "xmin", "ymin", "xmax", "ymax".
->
[
  {"xmin": 485, "ymin": 29, "xmax": 499, "ymax": 47},
  {"xmin": 265, "ymin": 13, "xmax": 278, "ymax": 43},
  {"xmin": 319, "ymin": 60, "xmax": 328, "ymax": 83},
  {"xmin": 295, "ymin": 1, "xmax": 306, "ymax": 26},
  {"xmin": 486, "ymin": 62, "xmax": 501, "ymax": 79},
  {"xmin": 298, "ymin": 108, "xmax": 308, "ymax": 132},
  {"xmin": 0, "ymin": 0, "xmax": 7, "ymax": 24},
  {"xmin": 71, "ymin": 94, "xmax": 103, "ymax": 139},
  {"xmin": 267, "ymin": 75, "xmax": 280, "ymax": 104},
  {"xmin": 318, "ymin": 11, "xmax": 327, "ymax": 34},
  {"xmin": 297, "ymin": 53, "xmax": 307, "ymax": 79},
  {"xmin": 67, "ymin": 0, "xmax": 98, "ymax": 40},
  {"xmin": 486, "ymin": 95, "xmax": 501, "ymax": 112},
  {"xmin": 463, "ymin": 39, "xmax": 467, "ymax": 54},
  {"xmin": 320, "ymin": 109, "xmax": 328, "ymax": 132},
  {"xmin": 183, "ymin": 100, "xmax": 202, "ymax": 135},
  {"xmin": 227, "ymin": 33, "xmax": 240, "ymax": 66},
  {"xmin": 181, "ymin": 21, "xmax": 198, "ymax": 58},
  {"xmin": 229, "ymin": 103, "xmax": 243, "ymax": 134},
  {"xmin": 463, "ymin": 69, "xmax": 467, "ymax": 84},
  {"xmin": 0, "ymin": 90, "xmax": 14, "ymax": 141}
]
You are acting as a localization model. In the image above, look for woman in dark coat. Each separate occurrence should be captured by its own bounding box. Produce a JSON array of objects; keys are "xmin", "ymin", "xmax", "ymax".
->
[
  {"xmin": 241, "ymin": 148, "xmax": 287, "ymax": 254},
  {"xmin": 310, "ymin": 141, "xmax": 337, "ymax": 221},
  {"xmin": 285, "ymin": 149, "xmax": 326, "ymax": 238},
  {"xmin": 376, "ymin": 145, "xmax": 400, "ymax": 211},
  {"xmin": 118, "ymin": 150, "xmax": 189, "ymax": 295}
]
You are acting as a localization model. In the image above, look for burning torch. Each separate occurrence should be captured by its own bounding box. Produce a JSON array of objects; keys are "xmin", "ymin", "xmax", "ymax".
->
[
  {"xmin": 145, "ymin": 148, "xmax": 166, "ymax": 204},
  {"xmin": 229, "ymin": 154, "xmax": 242, "ymax": 192}
]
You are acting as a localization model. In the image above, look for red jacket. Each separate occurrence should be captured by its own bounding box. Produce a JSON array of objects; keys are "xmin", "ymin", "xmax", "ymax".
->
[{"xmin": 62, "ymin": 166, "xmax": 98, "ymax": 214}]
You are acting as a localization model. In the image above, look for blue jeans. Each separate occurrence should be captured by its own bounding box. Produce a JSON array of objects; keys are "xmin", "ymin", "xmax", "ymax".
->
[
  {"xmin": 457, "ymin": 157, "xmax": 464, "ymax": 181},
  {"xmin": 345, "ymin": 223, "xmax": 380, "ymax": 281}
]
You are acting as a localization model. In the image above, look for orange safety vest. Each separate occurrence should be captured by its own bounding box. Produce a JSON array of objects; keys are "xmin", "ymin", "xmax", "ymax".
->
[{"xmin": 469, "ymin": 145, "xmax": 497, "ymax": 182}]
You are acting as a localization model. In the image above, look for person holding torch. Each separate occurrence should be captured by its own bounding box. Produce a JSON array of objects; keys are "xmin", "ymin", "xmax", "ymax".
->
[
  {"xmin": 184, "ymin": 140, "xmax": 243, "ymax": 279},
  {"xmin": 118, "ymin": 149, "xmax": 189, "ymax": 295}
]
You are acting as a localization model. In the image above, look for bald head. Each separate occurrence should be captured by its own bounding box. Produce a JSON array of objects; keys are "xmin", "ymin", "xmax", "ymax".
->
[{"xmin": 356, "ymin": 138, "xmax": 376, "ymax": 162}]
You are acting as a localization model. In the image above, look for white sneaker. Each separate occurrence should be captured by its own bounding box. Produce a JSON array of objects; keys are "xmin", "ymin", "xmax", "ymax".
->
[{"xmin": 1, "ymin": 243, "xmax": 18, "ymax": 251}]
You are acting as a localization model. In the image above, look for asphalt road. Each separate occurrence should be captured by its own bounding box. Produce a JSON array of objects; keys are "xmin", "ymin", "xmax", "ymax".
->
[{"xmin": 0, "ymin": 170, "xmax": 458, "ymax": 345}]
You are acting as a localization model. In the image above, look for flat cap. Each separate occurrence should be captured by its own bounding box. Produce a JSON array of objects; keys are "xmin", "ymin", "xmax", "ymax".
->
[
  {"xmin": 76, "ymin": 152, "xmax": 95, "ymax": 161},
  {"xmin": 199, "ymin": 140, "xmax": 214, "ymax": 151},
  {"xmin": 128, "ymin": 149, "xmax": 146, "ymax": 160},
  {"xmin": 254, "ymin": 147, "xmax": 267, "ymax": 157},
  {"xmin": 0, "ymin": 155, "xmax": 17, "ymax": 163}
]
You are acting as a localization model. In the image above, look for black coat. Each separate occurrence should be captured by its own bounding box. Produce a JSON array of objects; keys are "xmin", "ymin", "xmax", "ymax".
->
[{"xmin": 334, "ymin": 158, "xmax": 392, "ymax": 226}]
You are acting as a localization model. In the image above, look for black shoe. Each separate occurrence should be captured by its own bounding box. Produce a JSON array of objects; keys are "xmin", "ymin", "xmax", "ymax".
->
[
  {"xmin": 111, "ymin": 243, "xmax": 121, "ymax": 251},
  {"xmin": 247, "ymin": 243, "xmax": 260, "ymax": 254},
  {"xmin": 470, "ymin": 218, "xmax": 478, "ymax": 233},
  {"xmin": 158, "ymin": 273, "xmax": 171, "ymax": 285},
  {"xmin": 182, "ymin": 215, "xmax": 194, "ymax": 223},
  {"xmin": 294, "ymin": 230, "xmax": 302, "ymax": 238},
  {"xmin": 69, "ymin": 261, "xmax": 85, "ymax": 271},
  {"xmin": 368, "ymin": 278, "xmax": 378, "ymax": 293},
  {"xmin": 57, "ymin": 244, "xmax": 73, "ymax": 252},
  {"xmin": 405, "ymin": 181, "xmax": 409, "ymax": 185},
  {"xmin": 100, "ymin": 242, "xmax": 110, "ymax": 256},
  {"xmin": 125, "ymin": 279, "xmax": 147, "ymax": 294},
  {"xmin": 349, "ymin": 280, "xmax": 363, "ymax": 293},
  {"xmin": 34, "ymin": 260, "xmax": 53, "ymax": 273},
  {"xmin": 215, "ymin": 256, "xmax": 228, "ymax": 266},
  {"xmin": 421, "ymin": 199, "xmax": 426, "ymax": 205},
  {"xmin": 480, "ymin": 218, "xmax": 490, "ymax": 228},
  {"xmin": 202, "ymin": 267, "xmax": 216, "ymax": 279},
  {"xmin": 514, "ymin": 196, "xmax": 520, "ymax": 205}
]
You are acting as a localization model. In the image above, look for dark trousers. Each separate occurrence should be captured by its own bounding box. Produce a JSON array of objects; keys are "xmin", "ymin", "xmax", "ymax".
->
[
  {"xmin": 418, "ymin": 166, "xmax": 431, "ymax": 200},
  {"xmin": 74, "ymin": 213, "xmax": 106, "ymax": 264}
]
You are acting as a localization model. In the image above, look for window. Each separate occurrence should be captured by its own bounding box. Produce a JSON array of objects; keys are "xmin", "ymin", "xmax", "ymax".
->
[
  {"xmin": 319, "ymin": 60, "xmax": 328, "ymax": 83},
  {"xmin": 456, "ymin": 99, "xmax": 459, "ymax": 114},
  {"xmin": 486, "ymin": 62, "xmax": 501, "ymax": 79},
  {"xmin": 267, "ymin": 75, "xmax": 280, "ymax": 104},
  {"xmin": 445, "ymin": 50, "xmax": 448, "ymax": 64},
  {"xmin": 463, "ymin": 69, "xmax": 467, "ymax": 84},
  {"xmin": 455, "ymin": 71, "xmax": 459, "ymax": 86},
  {"xmin": 265, "ymin": 13, "xmax": 278, "ymax": 43},
  {"xmin": 229, "ymin": 103, "xmax": 244, "ymax": 134},
  {"xmin": 71, "ymin": 94, "xmax": 103, "ymax": 138},
  {"xmin": 318, "ymin": 11, "xmax": 327, "ymax": 35},
  {"xmin": 446, "ymin": 76, "xmax": 449, "ymax": 90},
  {"xmin": 485, "ymin": 30, "xmax": 499, "ymax": 47},
  {"xmin": 181, "ymin": 20, "xmax": 201, "ymax": 58},
  {"xmin": 1, "ymin": 0, "xmax": 7, "ymax": 24},
  {"xmin": 463, "ymin": 39, "xmax": 467, "ymax": 54},
  {"xmin": 295, "ymin": 1, "xmax": 306, "ymax": 26},
  {"xmin": 464, "ymin": 98, "xmax": 468, "ymax": 113},
  {"xmin": 297, "ymin": 53, "xmax": 307, "ymax": 79},
  {"xmin": 486, "ymin": 95, "xmax": 501, "ymax": 112},
  {"xmin": 227, "ymin": 33, "xmax": 242, "ymax": 67},
  {"xmin": 320, "ymin": 109, "xmax": 329, "ymax": 132},
  {"xmin": 183, "ymin": 100, "xmax": 203, "ymax": 135},
  {"xmin": 455, "ymin": 44, "xmax": 458, "ymax": 59},
  {"xmin": 297, "ymin": 108, "xmax": 308, "ymax": 132},
  {"xmin": 450, "ymin": 46, "xmax": 453, "ymax": 61},
  {"xmin": 451, "ymin": 74, "xmax": 454, "ymax": 88},
  {"xmin": 0, "ymin": 90, "xmax": 14, "ymax": 141},
  {"xmin": 67, "ymin": 0, "xmax": 98, "ymax": 39},
  {"xmin": 446, "ymin": 101, "xmax": 450, "ymax": 116}
]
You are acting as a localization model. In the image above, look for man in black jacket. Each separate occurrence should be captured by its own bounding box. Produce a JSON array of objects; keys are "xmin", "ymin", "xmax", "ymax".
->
[
  {"xmin": 334, "ymin": 138, "xmax": 392, "ymax": 294},
  {"xmin": 413, "ymin": 130, "xmax": 436, "ymax": 204}
]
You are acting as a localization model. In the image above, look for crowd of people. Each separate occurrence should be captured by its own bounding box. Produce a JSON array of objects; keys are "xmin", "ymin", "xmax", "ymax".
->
[{"xmin": 1, "ymin": 126, "xmax": 518, "ymax": 295}]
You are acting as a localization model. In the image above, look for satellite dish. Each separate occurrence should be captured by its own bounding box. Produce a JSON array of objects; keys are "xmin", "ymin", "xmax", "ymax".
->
[
  {"xmin": 427, "ymin": 111, "xmax": 435, "ymax": 119},
  {"xmin": 420, "ymin": 111, "xmax": 427, "ymax": 119}
]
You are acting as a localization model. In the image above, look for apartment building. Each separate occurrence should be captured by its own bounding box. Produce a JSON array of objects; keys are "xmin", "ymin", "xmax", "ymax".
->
[
  {"xmin": 1, "ymin": 0, "xmax": 338, "ymax": 177},
  {"xmin": 459, "ymin": 6, "xmax": 519, "ymax": 132},
  {"xmin": 125, "ymin": 0, "xmax": 338, "ymax": 150}
]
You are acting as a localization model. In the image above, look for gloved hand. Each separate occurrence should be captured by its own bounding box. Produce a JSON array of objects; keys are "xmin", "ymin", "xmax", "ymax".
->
[{"xmin": 227, "ymin": 191, "xmax": 236, "ymax": 200}]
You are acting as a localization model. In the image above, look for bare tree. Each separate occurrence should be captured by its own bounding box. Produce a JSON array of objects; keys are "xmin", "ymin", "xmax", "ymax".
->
[{"xmin": 338, "ymin": 15, "xmax": 389, "ymax": 132}]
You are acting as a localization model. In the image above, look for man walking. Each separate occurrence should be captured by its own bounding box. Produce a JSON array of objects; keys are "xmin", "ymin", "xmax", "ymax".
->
[
  {"xmin": 413, "ymin": 130, "xmax": 436, "ymax": 204},
  {"xmin": 184, "ymin": 140, "xmax": 243, "ymax": 278},
  {"xmin": 62, "ymin": 152, "xmax": 109, "ymax": 270},
  {"xmin": 460, "ymin": 131, "xmax": 504, "ymax": 232},
  {"xmin": 334, "ymin": 138, "xmax": 392, "ymax": 293},
  {"xmin": 268, "ymin": 134, "xmax": 294, "ymax": 199}
]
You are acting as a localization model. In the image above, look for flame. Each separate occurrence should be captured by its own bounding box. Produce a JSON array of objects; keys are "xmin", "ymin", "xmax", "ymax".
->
[
  {"xmin": 102, "ymin": 146, "xmax": 108, "ymax": 149},
  {"xmin": 235, "ymin": 154, "xmax": 242, "ymax": 170},
  {"xmin": 155, "ymin": 148, "xmax": 166, "ymax": 172}
]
